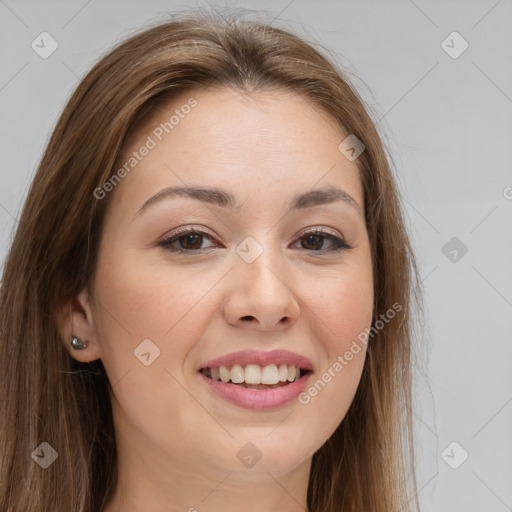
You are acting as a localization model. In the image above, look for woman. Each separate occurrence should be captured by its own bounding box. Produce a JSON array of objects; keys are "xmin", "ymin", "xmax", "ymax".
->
[{"xmin": 0, "ymin": 10, "xmax": 422, "ymax": 512}]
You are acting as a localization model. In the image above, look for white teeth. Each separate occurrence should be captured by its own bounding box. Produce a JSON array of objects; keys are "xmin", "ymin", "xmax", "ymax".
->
[
  {"xmin": 261, "ymin": 364, "xmax": 279, "ymax": 385},
  {"xmin": 219, "ymin": 366, "xmax": 230, "ymax": 383},
  {"xmin": 207, "ymin": 363, "xmax": 303, "ymax": 385},
  {"xmin": 244, "ymin": 364, "xmax": 261, "ymax": 384},
  {"xmin": 230, "ymin": 364, "xmax": 244, "ymax": 384}
]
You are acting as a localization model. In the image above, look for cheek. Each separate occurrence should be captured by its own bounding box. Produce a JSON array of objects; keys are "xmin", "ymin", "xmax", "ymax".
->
[
  {"xmin": 323, "ymin": 269, "xmax": 373, "ymax": 379},
  {"xmin": 91, "ymin": 252, "xmax": 220, "ymax": 451},
  {"xmin": 294, "ymin": 260, "xmax": 373, "ymax": 433},
  {"xmin": 302, "ymin": 258, "xmax": 374, "ymax": 348},
  {"xmin": 91, "ymin": 249, "xmax": 223, "ymax": 379}
]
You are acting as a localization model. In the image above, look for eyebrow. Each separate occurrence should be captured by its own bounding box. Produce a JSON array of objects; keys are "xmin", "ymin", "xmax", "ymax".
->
[{"xmin": 136, "ymin": 184, "xmax": 362, "ymax": 216}]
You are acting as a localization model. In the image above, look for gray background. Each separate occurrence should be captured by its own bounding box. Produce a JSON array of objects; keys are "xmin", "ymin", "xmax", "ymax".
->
[{"xmin": 1, "ymin": 1, "xmax": 511, "ymax": 510}]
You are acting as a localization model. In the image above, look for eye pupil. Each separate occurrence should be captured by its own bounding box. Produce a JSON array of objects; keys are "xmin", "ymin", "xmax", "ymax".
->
[
  {"xmin": 181, "ymin": 233, "xmax": 203, "ymax": 250},
  {"xmin": 303, "ymin": 234, "xmax": 323, "ymax": 250}
]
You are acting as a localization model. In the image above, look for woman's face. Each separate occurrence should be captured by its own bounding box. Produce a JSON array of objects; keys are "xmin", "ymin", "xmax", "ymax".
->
[{"xmin": 76, "ymin": 87, "xmax": 373, "ymax": 484}]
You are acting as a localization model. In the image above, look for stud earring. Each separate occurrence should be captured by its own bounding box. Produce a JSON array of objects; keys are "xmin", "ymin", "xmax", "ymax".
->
[{"xmin": 71, "ymin": 335, "xmax": 87, "ymax": 350}]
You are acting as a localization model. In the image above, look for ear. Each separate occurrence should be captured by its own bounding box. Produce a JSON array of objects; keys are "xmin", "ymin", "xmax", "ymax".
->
[{"xmin": 55, "ymin": 288, "xmax": 102, "ymax": 362}]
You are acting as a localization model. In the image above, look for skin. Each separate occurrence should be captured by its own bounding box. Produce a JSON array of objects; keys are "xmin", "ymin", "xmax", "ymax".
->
[{"xmin": 57, "ymin": 86, "xmax": 374, "ymax": 512}]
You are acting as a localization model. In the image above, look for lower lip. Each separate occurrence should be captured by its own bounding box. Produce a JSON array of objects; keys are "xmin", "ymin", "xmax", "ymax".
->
[{"xmin": 198, "ymin": 372, "xmax": 311, "ymax": 410}]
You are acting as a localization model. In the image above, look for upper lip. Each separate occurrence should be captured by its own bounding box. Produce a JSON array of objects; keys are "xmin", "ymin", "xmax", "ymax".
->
[{"xmin": 198, "ymin": 349, "xmax": 313, "ymax": 371}]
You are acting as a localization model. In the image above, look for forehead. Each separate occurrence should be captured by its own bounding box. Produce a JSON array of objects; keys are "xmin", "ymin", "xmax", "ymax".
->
[{"xmin": 106, "ymin": 86, "xmax": 363, "ymax": 218}]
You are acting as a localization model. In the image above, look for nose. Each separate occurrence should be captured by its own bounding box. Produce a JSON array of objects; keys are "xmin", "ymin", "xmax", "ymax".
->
[{"xmin": 223, "ymin": 245, "xmax": 300, "ymax": 331}]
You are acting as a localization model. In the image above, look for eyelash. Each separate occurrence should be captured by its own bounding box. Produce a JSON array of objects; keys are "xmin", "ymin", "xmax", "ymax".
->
[{"xmin": 158, "ymin": 226, "xmax": 352, "ymax": 254}]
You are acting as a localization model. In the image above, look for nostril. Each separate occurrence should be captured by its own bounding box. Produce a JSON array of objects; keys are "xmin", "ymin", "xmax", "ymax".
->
[{"xmin": 241, "ymin": 316, "xmax": 255, "ymax": 321}]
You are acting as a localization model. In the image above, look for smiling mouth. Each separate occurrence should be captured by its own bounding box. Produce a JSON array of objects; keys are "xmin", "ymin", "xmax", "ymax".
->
[{"xmin": 199, "ymin": 363, "xmax": 311, "ymax": 390}]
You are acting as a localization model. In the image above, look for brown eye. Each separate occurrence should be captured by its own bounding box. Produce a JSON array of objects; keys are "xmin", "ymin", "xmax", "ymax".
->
[
  {"xmin": 176, "ymin": 233, "xmax": 205, "ymax": 250},
  {"xmin": 159, "ymin": 228, "xmax": 217, "ymax": 253},
  {"xmin": 293, "ymin": 229, "xmax": 351, "ymax": 252},
  {"xmin": 158, "ymin": 227, "xmax": 352, "ymax": 254},
  {"xmin": 300, "ymin": 233, "xmax": 325, "ymax": 250}
]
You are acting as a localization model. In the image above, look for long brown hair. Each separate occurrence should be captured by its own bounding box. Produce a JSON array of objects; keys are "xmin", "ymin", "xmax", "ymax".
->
[{"xmin": 0, "ymin": 9, "xmax": 423, "ymax": 512}]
